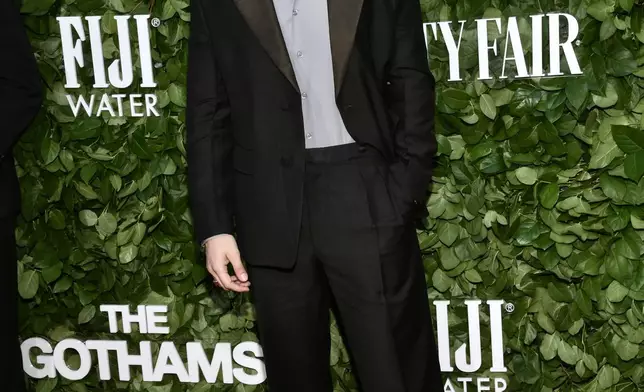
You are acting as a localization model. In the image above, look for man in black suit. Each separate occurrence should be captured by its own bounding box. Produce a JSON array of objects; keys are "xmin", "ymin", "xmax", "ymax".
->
[
  {"xmin": 0, "ymin": 1, "xmax": 43, "ymax": 391},
  {"xmin": 187, "ymin": 0, "xmax": 441, "ymax": 390}
]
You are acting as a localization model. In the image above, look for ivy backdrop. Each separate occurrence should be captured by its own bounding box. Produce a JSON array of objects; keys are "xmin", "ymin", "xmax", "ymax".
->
[{"xmin": 15, "ymin": 0, "xmax": 644, "ymax": 390}]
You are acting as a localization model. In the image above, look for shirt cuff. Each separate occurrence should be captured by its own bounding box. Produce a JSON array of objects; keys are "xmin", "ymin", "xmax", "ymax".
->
[{"xmin": 201, "ymin": 233, "xmax": 231, "ymax": 248}]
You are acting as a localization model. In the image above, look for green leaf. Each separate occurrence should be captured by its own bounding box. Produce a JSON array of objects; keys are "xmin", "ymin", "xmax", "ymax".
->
[
  {"xmin": 624, "ymin": 151, "xmax": 644, "ymax": 181},
  {"xmin": 78, "ymin": 305, "xmax": 96, "ymax": 324},
  {"xmin": 600, "ymin": 174, "xmax": 627, "ymax": 201},
  {"xmin": 478, "ymin": 153, "xmax": 506, "ymax": 174},
  {"xmin": 53, "ymin": 276, "xmax": 73, "ymax": 293},
  {"xmin": 442, "ymin": 89, "xmax": 470, "ymax": 109},
  {"xmin": 587, "ymin": 1, "xmax": 615, "ymax": 21},
  {"xmin": 464, "ymin": 269, "xmax": 483, "ymax": 283},
  {"xmin": 42, "ymin": 262, "xmax": 63, "ymax": 284},
  {"xmin": 558, "ymin": 341, "xmax": 580, "ymax": 365},
  {"xmin": 612, "ymin": 125, "xmax": 644, "ymax": 153},
  {"xmin": 490, "ymin": 89, "xmax": 514, "ymax": 106},
  {"xmin": 41, "ymin": 138, "xmax": 60, "ymax": 165},
  {"xmin": 132, "ymin": 223, "xmax": 147, "ymax": 245},
  {"xmin": 119, "ymin": 244, "xmax": 139, "ymax": 264},
  {"xmin": 592, "ymin": 81, "xmax": 619, "ymax": 107},
  {"xmin": 161, "ymin": 1, "xmax": 177, "ymax": 19},
  {"xmin": 59, "ymin": 150, "xmax": 74, "ymax": 171},
  {"xmin": 47, "ymin": 209, "xmax": 66, "ymax": 230},
  {"xmin": 74, "ymin": 182, "xmax": 99, "ymax": 200},
  {"xmin": 79, "ymin": 210, "xmax": 98, "ymax": 226},
  {"xmin": 606, "ymin": 280, "xmax": 629, "ymax": 302},
  {"xmin": 147, "ymin": 384, "xmax": 173, "ymax": 392},
  {"xmin": 515, "ymin": 167, "xmax": 538, "ymax": 185},
  {"xmin": 620, "ymin": 0, "xmax": 634, "ymax": 11},
  {"xmin": 569, "ymin": 319, "xmax": 584, "ymax": 336},
  {"xmin": 109, "ymin": 175, "xmax": 122, "ymax": 192},
  {"xmin": 18, "ymin": 270, "xmax": 39, "ymax": 299},
  {"xmin": 21, "ymin": 0, "xmax": 56, "ymax": 15},
  {"xmin": 548, "ymin": 282, "xmax": 574, "ymax": 302},
  {"xmin": 190, "ymin": 382, "xmax": 213, "ymax": 392},
  {"xmin": 438, "ymin": 222, "xmax": 460, "ymax": 246},
  {"xmin": 575, "ymin": 360, "xmax": 586, "ymax": 378},
  {"xmin": 35, "ymin": 378, "xmax": 57, "ymax": 392},
  {"xmin": 540, "ymin": 334, "xmax": 559, "ymax": 360},
  {"xmin": 170, "ymin": 0, "xmax": 189, "ymax": 10},
  {"xmin": 566, "ymin": 78, "xmax": 589, "ymax": 109},
  {"xmin": 480, "ymin": 94, "xmax": 497, "ymax": 120},
  {"xmin": 431, "ymin": 269, "xmax": 454, "ymax": 292},
  {"xmin": 600, "ymin": 18, "xmax": 617, "ymax": 40},
  {"xmin": 117, "ymin": 226, "xmax": 134, "ymax": 246},
  {"xmin": 80, "ymin": 164, "xmax": 97, "ymax": 184},
  {"xmin": 468, "ymin": 140, "xmax": 495, "ymax": 161},
  {"xmin": 169, "ymin": 83, "xmax": 187, "ymax": 107},
  {"xmin": 219, "ymin": 313, "xmax": 239, "ymax": 332},
  {"xmin": 597, "ymin": 365, "xmax": 618, "ymax": 389},
  {"xmin": 130, "ymin": 132, "xmax": 155, "ymax": 160},
  {"xmin": 97, "ymin": 213, "xmax": 118, "ymax": 236},
  {"xmin": 583, "ymin": 353, "xmax": 599, "ymax": 373},
  {"xmin": 589, "ymin": 138, "xmax": 622, "ymax": 169},
  {"xmin": 539, "ymin": 183, "xmax": 559, "ymax": 209},
  {"xmin": 524, "ymin": 322, "xmax": 538, "ymax": 344},
  {"xmin": 515, "ymin": 220, "xmax": 544, "ymax": 245},
  {"xmin": 614, "ymin": 335, "xmax": 639, "ymax": 360},
  {"xmin": 607, "ymin": 44, "xmax": 637, "ymax": 76},
  {"xmin": 537, "ymin": 311, "xmax": 556, "ymax": 333}
]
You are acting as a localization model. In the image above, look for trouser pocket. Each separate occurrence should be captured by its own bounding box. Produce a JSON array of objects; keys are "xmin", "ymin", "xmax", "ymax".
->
[{"xmin": 356, "ymin": 163, "xmax": 404, "ymax": 227}]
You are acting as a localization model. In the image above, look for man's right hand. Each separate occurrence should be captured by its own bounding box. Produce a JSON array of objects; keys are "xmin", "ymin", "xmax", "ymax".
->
[{"xmin": 203, "ymin": 234, "xmax": 251, "ymax": 293}]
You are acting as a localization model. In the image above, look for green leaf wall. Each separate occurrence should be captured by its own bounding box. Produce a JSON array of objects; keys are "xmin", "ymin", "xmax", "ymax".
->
[{"xmin": 15, "ymin": 0, "xmax": 644, "ymax": 390}]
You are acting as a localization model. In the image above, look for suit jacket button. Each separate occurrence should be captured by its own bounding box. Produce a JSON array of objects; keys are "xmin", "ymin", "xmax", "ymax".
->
[
  {"xmin": 281, "ymin": 156, "xmax": 294, "ymax": 167},
  {"xmin": 281, "ymin": 102, "xmax": 290, "ymax": 111},
  {"xmin": 344, "ymin": 104, "xmax": 353, "ymax": 111}
]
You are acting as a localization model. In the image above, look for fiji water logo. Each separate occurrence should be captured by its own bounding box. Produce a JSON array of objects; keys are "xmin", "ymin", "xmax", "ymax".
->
[
  {"xmin": 435, "ymin": 299, "xmax": 509, "ymax": 392},
  {"xmin": 57, "ymin": 15, "xmax": 160, "ymax": 117}
]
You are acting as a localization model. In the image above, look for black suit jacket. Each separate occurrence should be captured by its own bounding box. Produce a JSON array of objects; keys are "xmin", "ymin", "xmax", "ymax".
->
[
  {"xmin": 0, "ymin": 1, "xmax": 43, "ymax": 219},
  {"xmin": 187, "ymin": 0, "xmax": 436, "ymax": 268}
]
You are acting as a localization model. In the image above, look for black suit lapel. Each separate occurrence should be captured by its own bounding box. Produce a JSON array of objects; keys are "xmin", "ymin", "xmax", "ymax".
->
[
  {"xmin": 328, "ymin": 0, "xmax": 365, "ymax": 96},
  {"xmin": 233, "ymin": 0, "xmax": 299, "ymax": 92}
]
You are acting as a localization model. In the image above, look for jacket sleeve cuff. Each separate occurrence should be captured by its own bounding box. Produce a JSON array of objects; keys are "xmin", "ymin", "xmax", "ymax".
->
[
  {"xmin": 389, "ymin": 159, "xmax": 432, "ymax": 205},
  {"xmin": 195, "ymin": 217, "xmax": 234, "ymax": 248}
]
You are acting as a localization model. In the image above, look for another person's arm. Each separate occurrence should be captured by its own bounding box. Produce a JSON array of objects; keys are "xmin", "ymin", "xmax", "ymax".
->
[
  {"xmin": 186, "ymin": 0, "xmax": 249, "ymax": 292},
  {"xmin": 386, "ymin": 0, "xmax": 437, "ymax": 213},
  {"xmin": 0, "ymin": 0, "xmax": 43, "ymax": 159}
]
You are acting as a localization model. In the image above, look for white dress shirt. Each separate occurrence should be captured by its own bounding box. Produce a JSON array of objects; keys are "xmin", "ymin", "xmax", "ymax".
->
[{"xmin": 272, "ymin": 0, "xmax": 355, "ymax": 149}]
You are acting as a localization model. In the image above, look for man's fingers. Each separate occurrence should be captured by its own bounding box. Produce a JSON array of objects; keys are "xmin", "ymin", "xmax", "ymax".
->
[
  {"xmin": 207, "ymin": 251, "xmax": 228, "ymax": 290},
  {"xmin": 214, "ymin": 265, "xmax": 249, "ymax": 292},
  {"xmin": 230, "ymin": 276, "xmax": 251, "ymax": 286},
  {"xmin": 205, "ymin": 258, "xmax": 218, "ymax": 280},
  {"xmin": 204, "ymin": 241, "xmax": 249, "ymax": 292},
  {"xmin": 214, "ymin": 265, "xmax": 233, "ymax": 289},
  {"xmin": 209, "ymin": 266, "xmax": 225, "ymax": 290},
  {"xmin": 228, "ymin": 250, "xmax": 249, "ymax": 283},
  {"xmin": 209, "ymin": 264, "xmax": 246, "ymax": 292}
]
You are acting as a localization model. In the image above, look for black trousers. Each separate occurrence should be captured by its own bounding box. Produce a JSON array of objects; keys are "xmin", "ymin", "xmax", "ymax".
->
[
  {"xmin": 0, "ymin": 217, "xmax": 26, "ymax": 392},
  {"xmin": 248, "ymin": 143, "xmax": 442, "ymax": 392}
]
